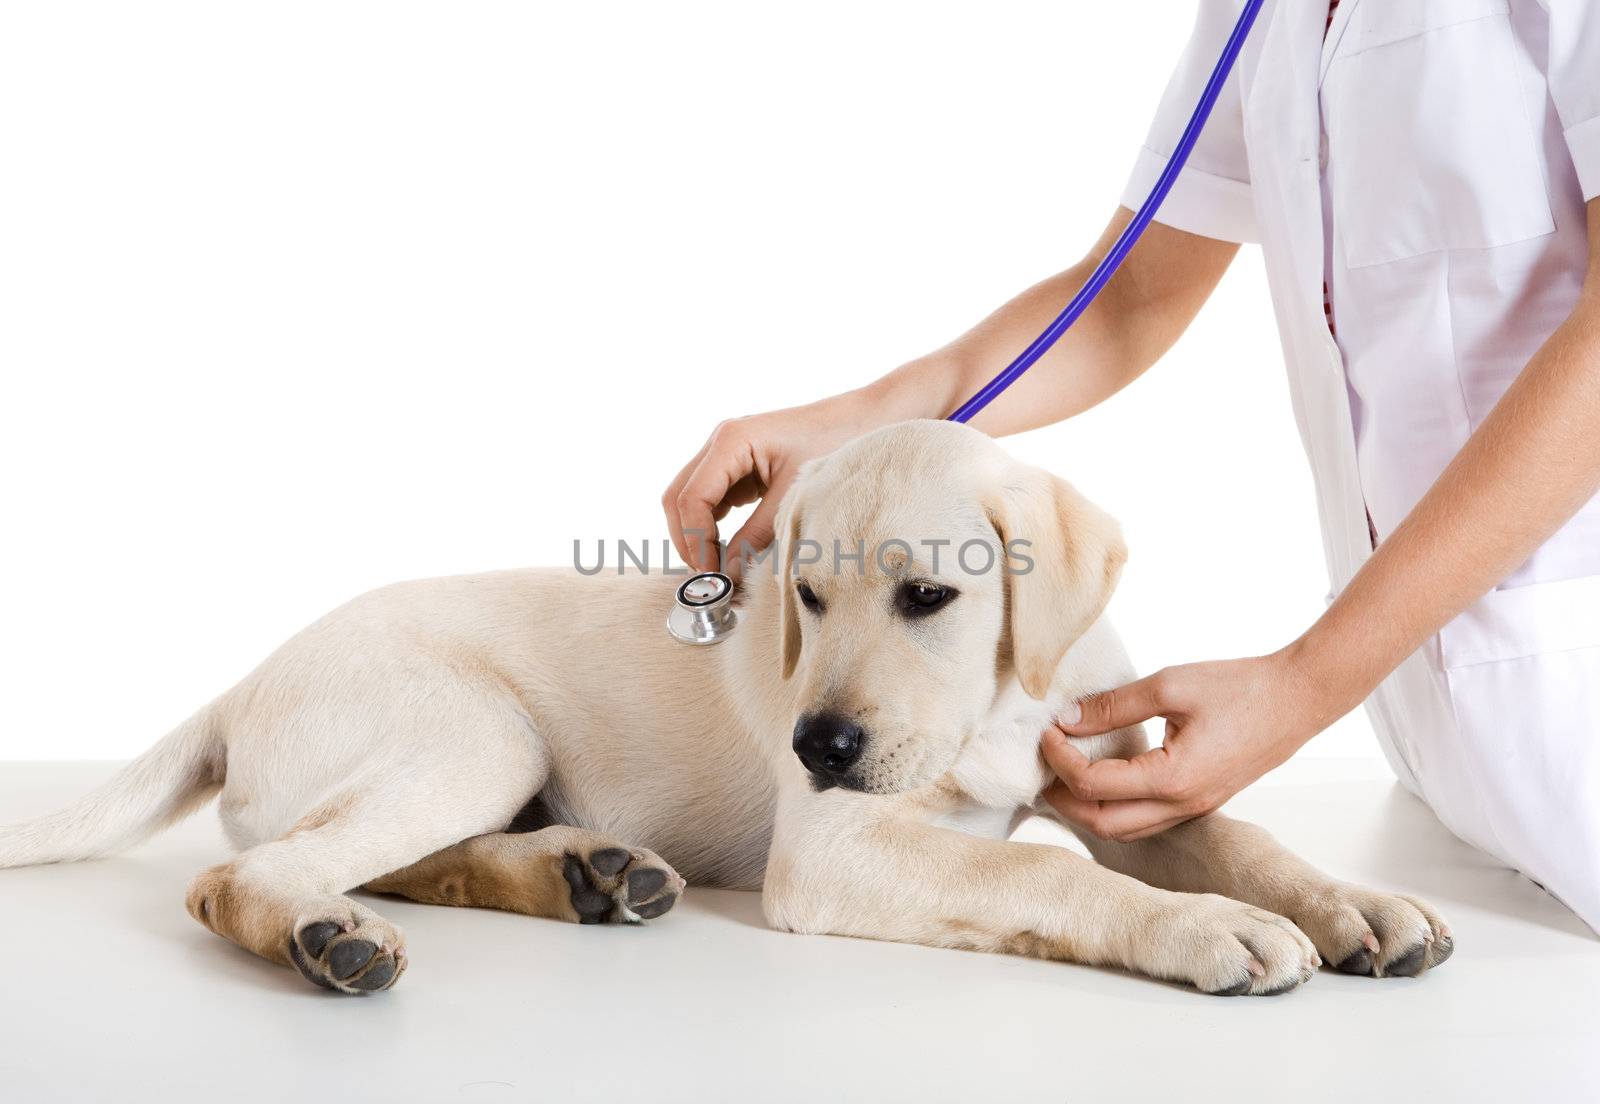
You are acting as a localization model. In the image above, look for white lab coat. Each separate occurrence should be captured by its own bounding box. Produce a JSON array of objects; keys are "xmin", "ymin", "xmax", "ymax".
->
[{"xmin": 1126, "ymin": 0, "xmax": 1600, "ymax": 931}]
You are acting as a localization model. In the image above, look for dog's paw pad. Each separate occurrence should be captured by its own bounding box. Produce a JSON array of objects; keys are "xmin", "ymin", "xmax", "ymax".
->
[
  {"xmin": 627, "ymin": 867, "xmax": 667, "ymax": 900},
  {"xmin": 297, "ymin": 920, "xmax": 341, "ymax": 959},
  {"xmin": 328, "ymin": 938, "xmax": 377, "ymax": 980},
  {"xmin": 562, "ymin": 854, "xmax": 618, "ymax": 924},
  {"xmin": 1209, "ymin": 976, "xmax": 1255, "ymax": 997},
  {"xmin": 349, "ymin": 956, "xmax": 399, "ymax": 991},
  {"xmin": 632, "ymin": 892, "xmax": 678, "ymax": 920},
  {"xmin": 620, "ymin": 857, "xmax": 680, "ymax": 919},
  {"xmin": 560, "ymin": 844, "xmax": 684, "ymax": 925},
  {"xmin": 1385, "ymin": 942, "xmax": 1429, "ymax": 978},
  {"xmin": 589, "ymin": 848, "xmax": 631, "ymax": 876},
  {"xmin": 289, "ymin": 913, "xmax": 406, "ymax": 995},
  {"xmin": 1334, "ymin": 946, "xmax": 1375, "ymax": 976}
]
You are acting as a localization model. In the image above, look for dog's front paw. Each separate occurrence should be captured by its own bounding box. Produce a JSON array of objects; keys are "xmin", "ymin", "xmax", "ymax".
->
[
  {"xmin": 1149, "ymin": 894, "xmax": 1320, "ymax": 996},
  {"xmin": 1288, "ymin": 884, "xmax": 1452, "ymax": 978},
  {"xmin": 288, "ymin": 905, "xmax": 407, "ymax": 995},
  {"xmin": 561, "ymin": 843, "xmax": 684, "ymax": 924}
]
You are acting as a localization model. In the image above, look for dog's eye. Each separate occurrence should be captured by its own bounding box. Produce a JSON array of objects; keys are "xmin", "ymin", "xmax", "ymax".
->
[
  {"xmin": 898, "ymin": 582, "xmax": 953, "ymax": 617},
  {"xmin": 796, "ymin": 581, "xmax": 823, "ymax": 613}
]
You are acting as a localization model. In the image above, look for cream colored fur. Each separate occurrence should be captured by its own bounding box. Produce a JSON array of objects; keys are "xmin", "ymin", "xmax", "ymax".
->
[{"xmin": 0, "ymin": 420, "xmax": 1451, "ymax": 995}]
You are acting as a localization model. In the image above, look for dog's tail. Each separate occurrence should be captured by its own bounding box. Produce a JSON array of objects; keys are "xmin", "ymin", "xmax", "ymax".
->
[{"xmin": 0, "ymin": 706, "xmax": 224, "ymax": 868}]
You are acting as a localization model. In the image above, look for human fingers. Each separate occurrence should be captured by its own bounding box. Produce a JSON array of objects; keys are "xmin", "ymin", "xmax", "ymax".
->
[
  {"xmin": 1043, "ymin": 784, "xmax": 1192, "ymax": 842},
  {"xmin": 667, "ymin": 423, "xmax": 758, "ymax": 571},
  {"xmin": 1054, "ymin": 671, "xmax": 1180, "ymax": 737},
  {"xmin": 723, "ymin": 486, "xmax": 786, "ymax": 582},
  {"xmin": 1041, "ymin": 727, "xmax": 1186, "ymax": 803},
  {"xmin": 663, "ymin": 438, "xmax": 715, "ymax": 569}
]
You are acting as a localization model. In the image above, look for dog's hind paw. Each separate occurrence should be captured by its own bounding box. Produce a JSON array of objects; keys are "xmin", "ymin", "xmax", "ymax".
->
[
  {"xmin": 561, "ymin": 843, "xmax": 685, "ymax": 924},
  {"xmin": 288, "ymin": 907, "xmax": 407, "ymax": 995}
]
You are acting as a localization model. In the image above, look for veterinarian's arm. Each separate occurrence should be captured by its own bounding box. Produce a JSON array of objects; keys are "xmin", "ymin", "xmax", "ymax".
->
[
  {"xmin": 664, "ymin": 208, "xmax": 1238, "ymax": 571},
  {"xmin": 1045, "ymin": 198, "xmax": 1600, "ymax": 842}
]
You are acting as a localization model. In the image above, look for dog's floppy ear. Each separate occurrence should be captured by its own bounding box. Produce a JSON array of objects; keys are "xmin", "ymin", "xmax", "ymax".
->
[
  {"xmin": 776, "ymin": 487, "xmax": 805, "ymax": 680},
  {"xmin": 987, "ymin": 467, "xmax": 1126, "ymax": 700}
]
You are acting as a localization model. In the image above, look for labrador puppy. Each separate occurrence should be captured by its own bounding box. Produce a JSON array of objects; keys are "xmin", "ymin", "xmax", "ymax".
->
[{"xmin": 0, "ymin": 420, "xmax": 1451, "ymax": 994}]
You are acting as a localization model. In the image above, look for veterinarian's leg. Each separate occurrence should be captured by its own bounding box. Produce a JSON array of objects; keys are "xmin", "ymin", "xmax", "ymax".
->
[
  {"xmin": 365, "ymin": 825, "xmax": 684, "ymax": 923},
  {"xmin": 1070, "ymin": 814, "xmax": 1453, "ymax": 978},
  {"xmin": 765, "ymin": 799, "xmax": 1319, "ymax": 995}
]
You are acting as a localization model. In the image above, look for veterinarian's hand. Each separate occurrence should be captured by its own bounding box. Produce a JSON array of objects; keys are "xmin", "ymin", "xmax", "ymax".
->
[
  {"xmin": 1040, "ymin": 651, "xmax": 1333, "ymax": 842},
  {"xmin": 663, "ymin": 388, "xmax": 911, "ymax": 576}
]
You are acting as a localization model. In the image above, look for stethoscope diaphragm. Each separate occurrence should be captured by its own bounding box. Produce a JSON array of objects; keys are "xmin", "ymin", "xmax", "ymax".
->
[{"xmin": 667, "ymin": 571, "xmax": 738, "ymax": 644}]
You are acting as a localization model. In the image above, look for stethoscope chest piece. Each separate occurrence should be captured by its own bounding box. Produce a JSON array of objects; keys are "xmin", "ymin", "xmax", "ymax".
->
[{"xmin": 667, "ymin": 571, "xmax": 738, "ymax": 645}]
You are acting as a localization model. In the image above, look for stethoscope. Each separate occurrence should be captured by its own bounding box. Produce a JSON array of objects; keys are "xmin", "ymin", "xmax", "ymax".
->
[
  {"xmin": 667, "ymin": 571, "xmax": 739, "ymax": 645},
  {"xmin": 669, "ymin": 0, "xmax": 1266, "ymax": 645}
]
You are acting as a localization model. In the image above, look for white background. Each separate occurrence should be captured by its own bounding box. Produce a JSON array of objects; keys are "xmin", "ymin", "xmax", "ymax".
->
[{"xmin": 0, "ymin": 1, "xmax": 1376, "ymax": 762}]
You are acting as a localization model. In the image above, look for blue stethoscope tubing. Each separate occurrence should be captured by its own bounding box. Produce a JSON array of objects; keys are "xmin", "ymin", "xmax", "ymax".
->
[{"xmin": 946, "ymin": 0, "xmax": 1266, "ymax": 424}]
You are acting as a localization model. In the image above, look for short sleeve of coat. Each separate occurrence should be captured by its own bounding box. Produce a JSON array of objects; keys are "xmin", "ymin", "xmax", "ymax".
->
[
  {"xmin": 1120, "ymin": 0, "xmax": 1258, "ymax": 243},
  {"xmin": 1537, "ymin": 0, "xmax": 1600, "ymax": 201}
]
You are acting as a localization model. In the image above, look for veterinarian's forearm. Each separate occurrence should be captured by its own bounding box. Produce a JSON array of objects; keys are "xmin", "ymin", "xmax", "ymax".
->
[
  {"xmin": 863, "ymin": 207, "xmax": 1238, "ymax": 435},
  {"xmin": 1289, "ymin": 200, "xmax": 1600, "ymax": 726},
  {"xmin": 663, "ymin": 208, "xmax": 1234, "ymax": 569}
]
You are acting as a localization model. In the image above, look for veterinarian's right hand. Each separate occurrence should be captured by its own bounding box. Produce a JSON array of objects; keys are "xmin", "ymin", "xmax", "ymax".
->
[{"xmin": 664, "ymin": 386, "xmax": 913, "ymax": 576}]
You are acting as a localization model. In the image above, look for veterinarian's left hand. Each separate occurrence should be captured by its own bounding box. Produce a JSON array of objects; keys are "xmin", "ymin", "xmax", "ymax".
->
[{"xmin": 1041, "ymin": 651, "xmax": 1335, "ymax": 842}]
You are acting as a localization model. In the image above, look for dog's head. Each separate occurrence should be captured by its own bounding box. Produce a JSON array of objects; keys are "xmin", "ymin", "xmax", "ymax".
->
[{"xmin": 772, "ymin": 419, "xmax": 1125, "ymax": 794}]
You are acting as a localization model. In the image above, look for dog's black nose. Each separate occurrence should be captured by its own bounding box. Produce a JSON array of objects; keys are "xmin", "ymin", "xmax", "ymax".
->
[{"xmin": 793, "ymin": 713, "xmax": 865, "ymax": 778}]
